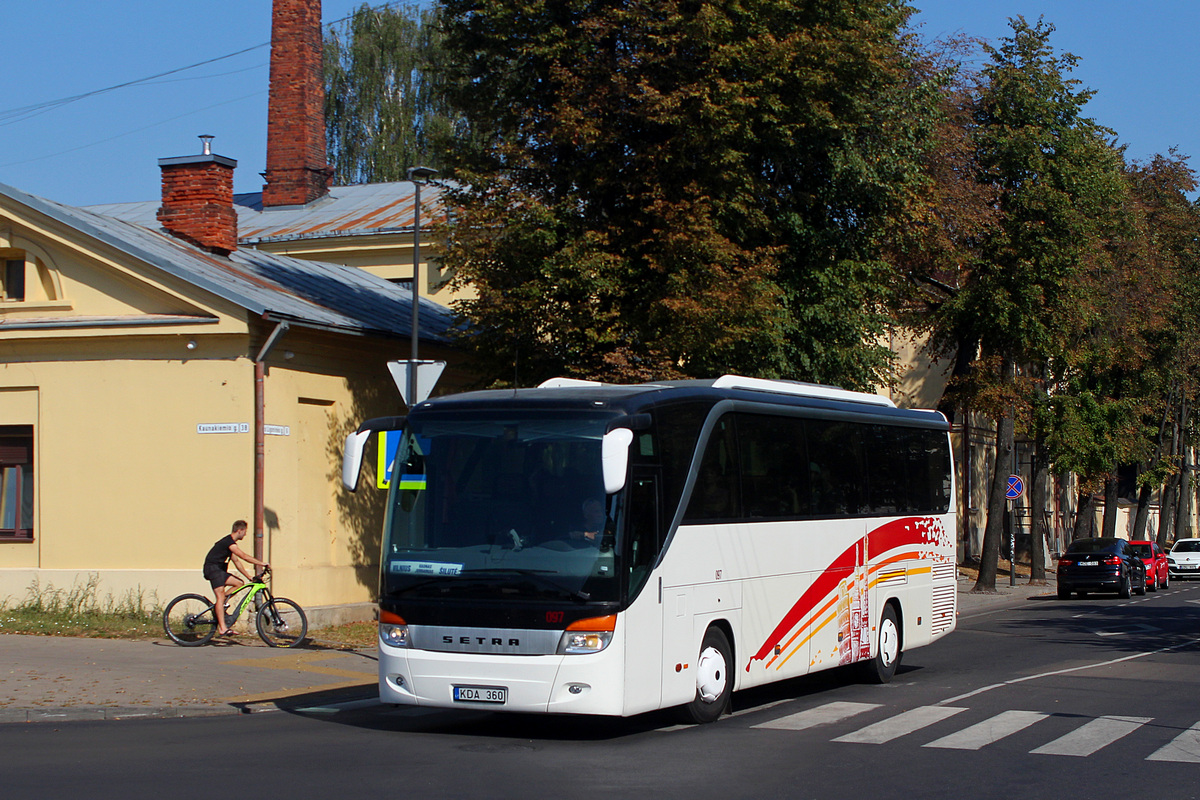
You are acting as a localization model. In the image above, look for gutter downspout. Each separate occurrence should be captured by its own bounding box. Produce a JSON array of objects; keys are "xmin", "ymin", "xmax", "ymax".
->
[{"xmin": 254, "ymin": 320, "xmax": 290, "ymax": 562}]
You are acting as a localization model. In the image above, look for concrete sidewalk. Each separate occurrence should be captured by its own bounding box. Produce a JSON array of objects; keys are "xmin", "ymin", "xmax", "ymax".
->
[
  {"xmin": 0, "ymin": 573, "xmax": 1056, "ymax": 724},
  {"xmin": 0, "ymin": 633, "xmax": 381, "ymax": 724}
]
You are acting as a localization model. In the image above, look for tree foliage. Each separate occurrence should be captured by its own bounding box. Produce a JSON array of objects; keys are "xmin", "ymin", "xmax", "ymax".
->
[
  {"xmin": 324, "ymin": 3, "xmax": 458, "ymax": 183},
  {"xmin": 922, "ymin": 18, "xmax": 1128, "ymax": 590},
  {"xmin": 439, "ymin": 0, "xmax": 946, "ymax": 387}
]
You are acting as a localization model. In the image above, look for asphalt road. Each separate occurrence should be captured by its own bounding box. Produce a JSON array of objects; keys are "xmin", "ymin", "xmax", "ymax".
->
[{"xmin": 5, "ymin": 582, "xmax": 1200, "ymax": 800}]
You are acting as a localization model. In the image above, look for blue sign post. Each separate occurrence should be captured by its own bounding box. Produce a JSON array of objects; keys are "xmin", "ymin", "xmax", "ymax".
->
[{"xmin": 1004, "ymin": 475, "xmax": 1024, "ymax": 587}]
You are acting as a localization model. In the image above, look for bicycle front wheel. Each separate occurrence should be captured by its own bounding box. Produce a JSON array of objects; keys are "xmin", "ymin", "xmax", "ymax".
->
[
  {"xmin": 256, "ymin": 597, "xmax": 307, "ymax": 647},
  {"xmin": 163, "ymin": 593, "xmax": 218, "ymax": 646}
]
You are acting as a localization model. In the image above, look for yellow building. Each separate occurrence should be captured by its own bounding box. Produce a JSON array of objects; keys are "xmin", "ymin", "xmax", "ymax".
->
[{"xmin": 0, "ymin": 160, "xmax": 465, "ymax": 624}]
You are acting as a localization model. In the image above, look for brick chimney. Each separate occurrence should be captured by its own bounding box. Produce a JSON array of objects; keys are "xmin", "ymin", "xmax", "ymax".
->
[
  {"xmin": 262, "ymin": 0, "xmax": 332, "ymax": 207},
  {"xmin": 157, "ymin": 136, "xmax": 238, "ymax": 256}
]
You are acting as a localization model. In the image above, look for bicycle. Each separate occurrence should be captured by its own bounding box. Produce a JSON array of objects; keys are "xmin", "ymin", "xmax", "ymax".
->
[{"xmin": 162, "ymin": 566, "xmax": 307, "ymax": 648}]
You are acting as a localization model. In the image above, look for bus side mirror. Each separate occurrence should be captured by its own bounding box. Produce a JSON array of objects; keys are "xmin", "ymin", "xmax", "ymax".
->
[
  {"xmin": 341, "ymin": 415, "xmax": 407, "ymax": 493},
  {"xmin": 342, "ymin": 429, "xmax": 372, "ymax": 492},
  {"xmin": 602, "ymin": 428, "xmax": 635, "ymax": 495}
]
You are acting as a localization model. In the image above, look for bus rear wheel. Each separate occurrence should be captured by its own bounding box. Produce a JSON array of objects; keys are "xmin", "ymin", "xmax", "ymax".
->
[
  {"xmin": 860, "ymin": 604, "xmax": 901, "ymax": 684},
  {"xmin": 681, "ymin": 627, "xmax": 733, "ymax": 724}
]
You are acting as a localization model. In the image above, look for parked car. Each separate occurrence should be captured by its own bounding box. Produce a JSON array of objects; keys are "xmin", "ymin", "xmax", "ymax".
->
[
  {"xmin": 1128, "ymin": 539, "xmax": 1169, "ymax": 591},
  {"xmin": 1056, "ymin": 537, "xmax": 1147, "ymax": 599},
  {"xmin": 1168, "ymin": 538, "xmax": 1200, "ymax": 580}
]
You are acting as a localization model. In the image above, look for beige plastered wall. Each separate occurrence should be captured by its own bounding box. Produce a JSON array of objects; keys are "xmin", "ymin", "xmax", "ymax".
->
[{"xmin": 0, "ymin": 331, "xmax": 465, "ymax": 617}]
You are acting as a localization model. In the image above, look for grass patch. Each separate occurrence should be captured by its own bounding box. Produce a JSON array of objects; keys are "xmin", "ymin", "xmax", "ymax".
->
[
  {"xmin": 308, "ymin": 620, "xmax": 377, "ymax": 650},
  {"xmin": 0, "ymin": 574, "xmax": 162, "ymax": 639},
  {"xmin": 0, "ymin": 574, "xmax": 380, "ymax": 648}
]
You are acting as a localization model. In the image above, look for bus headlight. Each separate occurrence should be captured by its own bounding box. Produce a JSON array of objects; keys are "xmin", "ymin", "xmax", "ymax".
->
[
  {"xmin": 557, "ymin": 615, "xmax": 616, "ymax": 654},
  {"xmin": 379, "ymin": 609, "xmax": 409, "ymax": 648}
]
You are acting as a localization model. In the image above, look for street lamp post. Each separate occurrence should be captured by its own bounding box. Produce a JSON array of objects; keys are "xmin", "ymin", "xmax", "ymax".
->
[{"xmin": 407, "ymin": 165, "xmax": 438, "ymax": 406}]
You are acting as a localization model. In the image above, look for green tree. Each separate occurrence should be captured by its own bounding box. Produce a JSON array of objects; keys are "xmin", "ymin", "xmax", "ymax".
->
[
  {"xmin": 1120, "ymin": 153, "xmax": 1200, "ymax": 544},
  {"xmin": 932, "ymin": 18, "xmax": 1126, "ymax": 592},
  {"xmin": 324, "ymin": 3, "xmax": 458, "ymax": 183},
  {"xmin": 440, "ymin": 0, "xmax": 945, "ymax": 387}
]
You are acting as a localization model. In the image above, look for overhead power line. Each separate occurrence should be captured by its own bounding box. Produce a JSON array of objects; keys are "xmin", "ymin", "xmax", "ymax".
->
[{"xmin": 0, "ymin": 1, "xmax": 408, "ymax": 128}]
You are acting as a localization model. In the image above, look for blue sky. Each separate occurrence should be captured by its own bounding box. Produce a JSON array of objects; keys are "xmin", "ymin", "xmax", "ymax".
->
[
  {"xmin": 911, "ymin": 1, "xmax": 1200, "ymax": 173},
  {"xmin": 2, "ymin": 1, "xmax": 1196, "ymax": 207}
]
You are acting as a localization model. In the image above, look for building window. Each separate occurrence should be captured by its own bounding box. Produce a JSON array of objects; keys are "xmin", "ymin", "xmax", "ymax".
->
[
  {"xmin": 0, "ymin": 425, "xmax": 33, "ymax": 540},
  {"xmin": 4, "ymin": 259, "xmax": 25, "ymax": 301}
]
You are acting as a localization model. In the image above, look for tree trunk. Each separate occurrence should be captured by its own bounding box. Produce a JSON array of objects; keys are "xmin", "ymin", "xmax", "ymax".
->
[
  {"xmin": 1176, "ymin": 449, "xmax": 1192, "ymax": 541},
  {"xmin": 1029, "ymin": 441, "xmax": 1048, "ymax": 583},
  {"xmin": 1101, "ymin": 473, "xmax": 1120, "ymax": 538},
  {"xmin": 1132, "ymin": 480, "xmax": 1154, "ymax": 541},
  {"xmin": 1153, "ymin": 482, "xmax": 1169, "ymax": 548},
  {"xmin": 973, "ymin": 401, "xmax": 1014, "ymax": 592},
  {"xmin": 1161, "ymin": 478, "xmax": 1178, "ymax": 544},
  {"xmin": 1073, "ymin": 488, "xmax": 1095, "ymax": 541}
]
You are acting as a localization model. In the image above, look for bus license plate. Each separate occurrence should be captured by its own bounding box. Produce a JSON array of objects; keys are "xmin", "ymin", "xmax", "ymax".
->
[{"xmin": 453, "ymin": 685, "xmax": 507, "ymax": 704}]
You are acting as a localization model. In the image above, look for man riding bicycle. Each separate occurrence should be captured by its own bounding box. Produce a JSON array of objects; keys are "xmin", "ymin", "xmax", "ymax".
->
[{"xmin": 203, "ymin": 520, "xmax": 269, "ymax": 636}]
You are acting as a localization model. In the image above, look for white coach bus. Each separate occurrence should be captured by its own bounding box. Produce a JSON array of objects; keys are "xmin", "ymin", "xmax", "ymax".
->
[{"xmin": 342, "ymin": 375, "xmax": 956, "ymax": 723}]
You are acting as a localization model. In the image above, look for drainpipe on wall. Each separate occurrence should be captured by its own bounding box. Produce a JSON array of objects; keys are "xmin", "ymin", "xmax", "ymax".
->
[{"xmin": 254, "ymin": 321, "xmax": 290, "ymax": 562}]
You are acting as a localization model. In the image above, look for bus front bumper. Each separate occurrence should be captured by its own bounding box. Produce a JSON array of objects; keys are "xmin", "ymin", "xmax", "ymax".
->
[{"xmin": 378, "ymin": 639, "xmax": 627, "ymax": 716}]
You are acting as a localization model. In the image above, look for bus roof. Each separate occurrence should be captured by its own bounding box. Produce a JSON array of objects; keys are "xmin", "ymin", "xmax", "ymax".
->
[{"xmin": 414, "ymin": 375, "xmax": 948, "ymax": 429}]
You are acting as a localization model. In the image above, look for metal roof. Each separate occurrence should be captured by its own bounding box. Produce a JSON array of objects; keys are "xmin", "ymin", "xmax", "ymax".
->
[
  {"xmin": 86, "ymin": 181, "xmax": 448, "ymax": 246},
  {"xmin": 1, "ymin": 182, "xmax": 455, "ymax": 343}
]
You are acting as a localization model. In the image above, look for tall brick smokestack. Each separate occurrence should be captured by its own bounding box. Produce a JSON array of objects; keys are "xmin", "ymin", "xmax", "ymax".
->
[
  {"xmin": 157, "ymin": 136, "xmax": 238, "ymax": 255},
  {"xmin": 262, "ymin": 0, "xmax": 332, "ymax": 207}
]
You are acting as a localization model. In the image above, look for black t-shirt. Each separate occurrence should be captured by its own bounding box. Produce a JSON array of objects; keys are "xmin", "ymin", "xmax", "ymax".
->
[{"xmin": 204, "ymin": 534, "xmax": 235, "ymax": 571}]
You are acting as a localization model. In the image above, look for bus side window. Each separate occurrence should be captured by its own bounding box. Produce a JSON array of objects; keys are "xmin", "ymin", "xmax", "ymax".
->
[
  {"xmin": 684, "ymin": 418, "xmax": 739, "ymax": 522},
  {"xmin": 806, "ymin": 419, "xmax": 865, "ymax": 515},
  {"xmin": 628, "ymin": 475, "xmax": 660, "ymax": 598},
  {"xmin": 737, "ymin": 413, "xmax": 807, "ymax": 519}
]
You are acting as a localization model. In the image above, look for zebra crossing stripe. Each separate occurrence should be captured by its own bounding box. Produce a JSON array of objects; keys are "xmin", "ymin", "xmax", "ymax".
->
[
  {"xmin": 832, "ymin": 705, "xmax": 968, "ymax": 744},
  {"xmin": 1030, "ymin": 715, "xmax": 1151, "ymax": 757},
  {"xmin": 752, "ymin": 701, "xmax": 881, "ymax": 731},
  {"xmin": 924, "ymin": 710, "xmax": 1048, "ymax": 750},
  {"xmin": 1147, "ymin": 721, "xmax": 1200, "ymax": 763}
]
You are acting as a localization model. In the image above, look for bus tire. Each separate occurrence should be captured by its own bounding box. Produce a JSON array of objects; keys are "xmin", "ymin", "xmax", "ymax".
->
[
  {"xmin": 861, "ymin": 604, "xmax": 901, "ymax": 684},
  {"xmin": 680, "ymin": 626, "xmax": 733, "ymax": 724}
]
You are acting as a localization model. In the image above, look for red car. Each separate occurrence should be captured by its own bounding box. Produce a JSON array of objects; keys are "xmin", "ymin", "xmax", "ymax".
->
[{"xmin": 1128, "ymin": 540, "xmax": 1169, "ymax": 591}]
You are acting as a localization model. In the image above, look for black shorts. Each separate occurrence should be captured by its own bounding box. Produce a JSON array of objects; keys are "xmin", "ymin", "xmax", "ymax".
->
[{"xmin": 203, "ymin": 564, "xmax": 233, "ymax": 590}]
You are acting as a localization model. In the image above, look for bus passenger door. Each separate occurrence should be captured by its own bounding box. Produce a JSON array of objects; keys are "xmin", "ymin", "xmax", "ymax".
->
[
  {"xmin": 660, "ymin": 578, "xmax": 695, "ymax": 708},
  {"xmin": 621, "ymin": 473, "xmax": 663, "ymax": 715}
]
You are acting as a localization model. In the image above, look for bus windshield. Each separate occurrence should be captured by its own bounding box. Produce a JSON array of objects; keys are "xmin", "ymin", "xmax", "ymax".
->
[{"xmin": 381, "ymin": 411, "xmax": 625, "ymax": 604}]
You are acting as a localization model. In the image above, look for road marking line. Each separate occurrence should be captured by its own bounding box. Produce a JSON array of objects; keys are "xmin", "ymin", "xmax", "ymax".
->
[
  {"xmin": 752, "ymin": 701, "xmax": 881, "ymax": 731},
  {"xmin": 1148, "ymin": 722, "xmax": 1200, "ymax": 762},
  {"xmin": 1094, "ymin": 623, "xmax": 1160, "ymax": 637},
  {"xmin": 1030, "ymin": 715, "xmax": 1151, "ymax": 757},
  {"xmin": 924, "ymin": 710, "xmax": 1048, "ymax": 750},
  {"xmin": 833, "ymin": 705, "xmax": 967, "ymax": 744},
  {"xmin": 938, "ymin": 635, "xmax": 1200, "ymax": 705},
  {"xmin": 727, "ymin": 696, "xmax": 804, "ymax": 719}
]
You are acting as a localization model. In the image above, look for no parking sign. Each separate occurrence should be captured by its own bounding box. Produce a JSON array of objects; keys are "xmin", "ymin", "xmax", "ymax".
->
[{"xmin": 1005, "ymin": 475, "xmax": 1024, "ymax": 501}]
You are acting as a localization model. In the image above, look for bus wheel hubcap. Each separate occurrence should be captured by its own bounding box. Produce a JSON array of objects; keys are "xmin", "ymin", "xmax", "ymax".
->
[
  {"xmin": 696, "ymin": 646, "xmax": 727, "ymax": 703},
  {"xmin": 879, "ymin": 619, "xmax": 898, "ymax": 666}
]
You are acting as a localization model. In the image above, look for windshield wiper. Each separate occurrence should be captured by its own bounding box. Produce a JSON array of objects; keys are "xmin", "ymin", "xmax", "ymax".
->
[{"xmin": 461, "ymin": 568, "xmax": 592, "ymax": 601}]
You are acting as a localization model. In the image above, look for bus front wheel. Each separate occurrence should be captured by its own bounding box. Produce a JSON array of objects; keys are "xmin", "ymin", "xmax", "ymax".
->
[
  {"xmin": 681, "ymin": 627, "xmax": 733, "ymax": 724},
  {"xmin": 861, "ymin": 604, "xmax": 901, "ymax": 684}
]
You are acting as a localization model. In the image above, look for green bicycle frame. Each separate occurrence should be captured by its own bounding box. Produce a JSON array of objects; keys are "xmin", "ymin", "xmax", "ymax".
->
[{"xmin": 223, "ymin": 580, "xmax": 270, "ymax": 626}]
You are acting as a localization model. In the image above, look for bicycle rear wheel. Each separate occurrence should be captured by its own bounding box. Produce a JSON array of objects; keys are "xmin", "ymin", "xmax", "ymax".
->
[
  {"xmin": 256, "ymin": 597, "xmax": 307, "ymax": 647},
  {"xmin": 163, "ymin": 593, "xmax": 218, "ymax": 646}
]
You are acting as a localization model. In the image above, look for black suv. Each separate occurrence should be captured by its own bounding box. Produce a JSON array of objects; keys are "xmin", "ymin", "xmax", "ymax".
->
[{"xmin": 1056, "ymin": 538, "xmax": 1147, "ymax": 599}]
